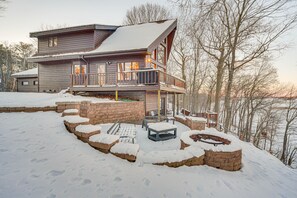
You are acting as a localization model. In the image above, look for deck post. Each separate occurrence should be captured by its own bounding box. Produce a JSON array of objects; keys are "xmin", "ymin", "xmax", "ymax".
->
[
  {"xmin": 158, "ymin": 90, "xmax": 161, "ymax": 121},
  {"xmin": 115, "ymin": 90, "xmax": 118, "ymax": 101},
  {"xmin": 177, "ymin": 94, "xmax": 179, "ymax": 115},
  {"xmin": 173, "ymin": 93, "xmax": 176, "ymax": 117}
]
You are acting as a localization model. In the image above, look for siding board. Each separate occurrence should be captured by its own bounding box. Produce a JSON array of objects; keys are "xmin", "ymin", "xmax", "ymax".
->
[
  {"xmin": 17, "ymin": 77, "xmax": 38, "ymax": 92},
  {"xmin": 39, "ymin": 62, "xmax": 71, "ymax": 92}
]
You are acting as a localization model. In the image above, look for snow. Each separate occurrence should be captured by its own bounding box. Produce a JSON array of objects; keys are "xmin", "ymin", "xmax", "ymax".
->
[
  {"xmin": 110, "ymin": 143, "xmax": 139, "ymax": 156},
  {"xmin": 75, "ymin": 124, "xmax": 101, "ymax": 133},
  {"xmin": 180, "ymin": 129, "xmax": 242, "ymax": 152},
  {"xmin": 186, "ymin": 116, "xmax": 207, "ymax": 122},
  {"xmin": 11, "ymin": 68, "xmax": 38, "ymax": 78},
  {"xmin": 85, "ymin": 20, "xmax": 175, "ymax": 54},
  {"xmin": 148, "ymin": 122, "xmax": 177, "ymax": 131},
  {"xmin": 63, "ymin": 116, "xmax": 89, "ymax": 124},
  {"xmin": 1, "ymin": 112, "xmax": 297, "ymax": 197},
  {"xmin": 89, "ymin": 133, "xmax": 120, "ymax": 144},
  {"xmin": 140, "ymin": 146, "xmax": 205, "ymax": 164},
  {"xmin": 0, "ymin": 92, "xmax": 115, "ymax": 107},
  {"xmin": 30, "ymin": 20, "xmax": 176, "ymax": 60},
  {"xmin": 63, "ymin": 109, "xmax": 79, "ymax": 114}
]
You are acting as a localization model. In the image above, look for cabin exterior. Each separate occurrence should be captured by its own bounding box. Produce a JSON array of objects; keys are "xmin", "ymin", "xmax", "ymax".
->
[{"xmin": 28, "ymin": 20, "xmax": 185, "ymax": 115}]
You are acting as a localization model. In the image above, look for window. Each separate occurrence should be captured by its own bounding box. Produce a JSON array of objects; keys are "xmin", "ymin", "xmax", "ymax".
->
[
  {"xmin": 33, "ymin": 81, "xmax": 38, "ymax": 85},
  {"xmin": 73, "ymin": 65, "xmax": 86, "ymax": 75},
  {"xmin": 157, "ymin": 44, "xmax": 166, "ymax": 65},
  {"xmin": 48, "ymin": 37, "xmax": 58, "ymax": 47},
  {"xmin": 22, "ymin": 81, "xmax": 29, "ymax": 86},
  {"xmin": 117, "ymin": 62, "xmax": 139, "ymax": 80}
]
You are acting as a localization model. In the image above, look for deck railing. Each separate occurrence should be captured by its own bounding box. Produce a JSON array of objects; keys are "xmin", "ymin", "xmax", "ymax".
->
[{"xmin": 70, "ymin": 69, "xmax": 185, "ymax": 90}]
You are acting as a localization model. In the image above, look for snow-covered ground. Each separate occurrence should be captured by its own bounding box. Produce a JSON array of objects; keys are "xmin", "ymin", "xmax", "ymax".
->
[
  {"xmin": 0, "ymin": 112, "xmax": 297, "ymax": 198},
  {"xmin": 0, "ymin": 92, "xmax": 115, "ymax": 107}
]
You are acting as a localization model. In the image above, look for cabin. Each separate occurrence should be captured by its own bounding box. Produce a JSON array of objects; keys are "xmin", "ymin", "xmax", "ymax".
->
[
  {"xmin": 28, "ymin": 19, "xmax": 185, "ymax": 115},
  {"xmin": 11, "ymin": 68, "xmax": 39, "ymax": 92}
]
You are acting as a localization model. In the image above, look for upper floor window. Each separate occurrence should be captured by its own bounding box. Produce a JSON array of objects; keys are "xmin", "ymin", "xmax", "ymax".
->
[{"xmin": 48, "ymin": 37, "xmax": 58, "ymax": 47}]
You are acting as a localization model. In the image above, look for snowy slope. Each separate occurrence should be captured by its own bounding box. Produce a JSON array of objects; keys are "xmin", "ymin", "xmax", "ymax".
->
[
  {"xmin": 0, "ymin": 92, "xmax": 115, "ymax": 107},
  {"xmin": 0, "ymin": 112, "xmax": 296, "ymax": 198}
]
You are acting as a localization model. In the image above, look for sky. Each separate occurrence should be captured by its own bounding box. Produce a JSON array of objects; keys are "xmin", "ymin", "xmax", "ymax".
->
[{"xmin": 0, "ymin": 0, "xmax": 297, "ymax": 86}]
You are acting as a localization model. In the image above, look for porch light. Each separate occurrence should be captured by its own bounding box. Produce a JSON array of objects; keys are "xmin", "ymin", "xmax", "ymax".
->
[{"xmin": 146, "ymin": 57, "xmax": 151, "ymax": 63}]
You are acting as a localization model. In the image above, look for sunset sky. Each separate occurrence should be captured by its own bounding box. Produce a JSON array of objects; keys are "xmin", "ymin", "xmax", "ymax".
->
[{"xmin": 1, "ymin": 0, "xmax": 296, "ymax": 85}]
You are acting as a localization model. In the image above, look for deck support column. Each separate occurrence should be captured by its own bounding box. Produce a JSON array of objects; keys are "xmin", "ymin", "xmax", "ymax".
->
[
  {"xmin": 177, "ymin": 94, "xmax": 179, "ymax": 115},
  {"xmin": 157, "ymin": 90, "xmax": 161, "ymax": 121},
  {"xmin": 173, "ymin": 93, "xmax": 176, "ymax": 117},
  {"xmin": 115, "ymin": 90, "xmax": 118, "ymax": 101}
]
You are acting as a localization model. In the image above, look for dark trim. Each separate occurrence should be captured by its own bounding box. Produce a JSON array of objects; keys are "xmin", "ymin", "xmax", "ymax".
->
[
  {"xmin": 30, "ymin": 24, "xmax": 119, "ymax": 38},
  {"xmin": 28, "ymin": 49, "xmax": 148, "ymax": 63}
]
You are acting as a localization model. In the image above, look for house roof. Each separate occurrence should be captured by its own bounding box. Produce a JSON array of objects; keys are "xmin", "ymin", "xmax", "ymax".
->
[
  {"xmin": 11, "ymin": 68, "xmax": 38, "ymax": 78},
  {"xmin": 30, "ymin": 24, "xmax": 119, "ymax": 37},
  {"xmin": 29, "ymin": 19, "xmax": 177, "ymax": 62}
]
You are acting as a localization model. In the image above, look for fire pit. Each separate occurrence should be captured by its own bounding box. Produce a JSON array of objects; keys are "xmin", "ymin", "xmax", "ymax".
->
[
  {"xmin": 190, "ymin": 134, "xmax": 231, "ymax": 146},
  {"xmin": 180, "ymin": 130, "xmax": 242, "ymax": 171}
]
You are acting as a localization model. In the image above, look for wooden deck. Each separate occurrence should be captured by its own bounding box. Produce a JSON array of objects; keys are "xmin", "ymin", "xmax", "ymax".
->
[{"xmin": 70, "ymin": 70, "xmax": 186, "ymax": 94}]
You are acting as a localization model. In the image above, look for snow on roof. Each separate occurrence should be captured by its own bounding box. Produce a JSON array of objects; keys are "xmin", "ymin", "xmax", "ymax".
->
[
  {"xmin": 11, "ymin": 68, "xmax": 38, "ymax": 78},
  {"xmin": 29, "ymin": 20, "xmax": 176, "ymax": 61},
  {"xmin": 86, "ymin": 20, "xmax": 176, "ymax": 54}
]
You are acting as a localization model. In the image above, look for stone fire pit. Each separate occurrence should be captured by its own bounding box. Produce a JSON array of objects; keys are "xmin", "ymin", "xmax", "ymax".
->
[{"xmin": 180, "ymin": 129, "xmax": 242, "ymax": 171}]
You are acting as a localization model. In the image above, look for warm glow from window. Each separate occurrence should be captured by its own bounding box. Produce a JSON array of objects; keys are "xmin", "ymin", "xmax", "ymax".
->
[{"xmin": 131, "ymin": 62, "xmax": 139, "ymax": 70}]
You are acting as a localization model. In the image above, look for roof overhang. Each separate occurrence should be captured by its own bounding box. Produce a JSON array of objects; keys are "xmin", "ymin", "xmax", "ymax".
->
[
  {"xmin": 30, "ymin": 24, "xmax": 119, "ymax": 38},
  {"xmin": 28, "ymin": 49, "xmax": 148, "ymax": 63}
]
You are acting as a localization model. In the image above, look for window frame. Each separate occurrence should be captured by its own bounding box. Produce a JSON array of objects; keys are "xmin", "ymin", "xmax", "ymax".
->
[
  {"xmin": 22, "ymin": 81, "xmax": 29, "ymax": 86},
  {"xmin": 48, "ymin": 37, "xmax": 58, "ymax": 47}
]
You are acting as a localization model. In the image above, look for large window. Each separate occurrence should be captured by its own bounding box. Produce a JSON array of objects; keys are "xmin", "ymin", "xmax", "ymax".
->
[
  {"xmin": 48, "ymin": 37, "xmax": 58, "ymax": 47},
  {"xmin": 157, "ymin": 44, "xmax": 166, "ymax": 65},
  {"xmin": 73, "ymin": 65, "xmax": 86, "ymax": 75},
  {"xmin": 117, "ymin": 62, "xmax": 139, "ymax": 80}
]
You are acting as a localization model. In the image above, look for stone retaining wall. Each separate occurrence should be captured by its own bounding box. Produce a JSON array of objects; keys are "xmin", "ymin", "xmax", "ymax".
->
[
  {"xmin": 57, "ymin": 101, "xmax": 145, "ymax": 124},
  {"xmin": 0, "ymin": 106, "xmax": 57, "ymax": 113},
  {"xmin": 175, "ymin": 116, "xmax": 206, "ymax": 131},
  {"xmin": 180, "ymin": 140, "xmax": 241, "ymax": 171}
]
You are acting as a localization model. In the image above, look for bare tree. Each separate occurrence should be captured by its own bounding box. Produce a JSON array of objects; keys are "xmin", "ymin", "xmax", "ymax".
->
[
  {"xmin": 0, "ymin": 0, "xmax": 7, "ymax": 16},
  {"xmin": 280, "ymin": 86, "xmax": 297, "ymax": 165},
  {"xmin": 217, "ymin": 0, "xmax": 297, "ymax": 133},
  {"xmin": 123, "ymin": 3, "xmax": 172, "ymax": 25}
]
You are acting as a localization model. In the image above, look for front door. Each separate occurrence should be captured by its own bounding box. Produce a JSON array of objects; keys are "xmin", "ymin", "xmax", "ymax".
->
[
  {"xmin": 97, "ymin": 64, "xmax": 106, "ymax": 86},
  {"xmin": 73, "ymin": 64, "xmax": 87, "ymax": 85}
]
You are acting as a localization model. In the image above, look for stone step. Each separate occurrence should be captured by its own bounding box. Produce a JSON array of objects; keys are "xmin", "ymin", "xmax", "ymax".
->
[{"xmin": 62, "ymin": 109, "xmax": 79, "ymax": 117}]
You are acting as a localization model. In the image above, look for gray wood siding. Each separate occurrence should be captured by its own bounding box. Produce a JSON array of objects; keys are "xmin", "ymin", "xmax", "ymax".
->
[
  {"xmin": 17, "ymin": 77, "xmax": 38, "ymax": 92},
  {"xmin": 94, "ymin": 30, "xmax": 114, "ymax": 48},
  {"xmin": 38, "ymin": 31, "xmax": 94, "ymax": 55},
  {"xmin": 39, "ymin": 62, "xmax": 71, "ymax": 92},
  {"xmin": 145, "ymin": 92, "xmax": 167, "ymax": 114}
]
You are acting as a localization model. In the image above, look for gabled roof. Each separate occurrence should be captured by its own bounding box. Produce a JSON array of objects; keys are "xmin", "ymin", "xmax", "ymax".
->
[
  {"xmin": 30, "ymin": 24, "xmax": 119, "ymax": 37},
  {"xmin": 86, "ymin": 19, "xmax": 176, "ymax": 54},
  {"xmin": 29, "ymin": 19, "xmax": 177, "ymax": 62},
  {"xmin": 11, "ymin": 68, "xmax": 38, "ymax": 78}
]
